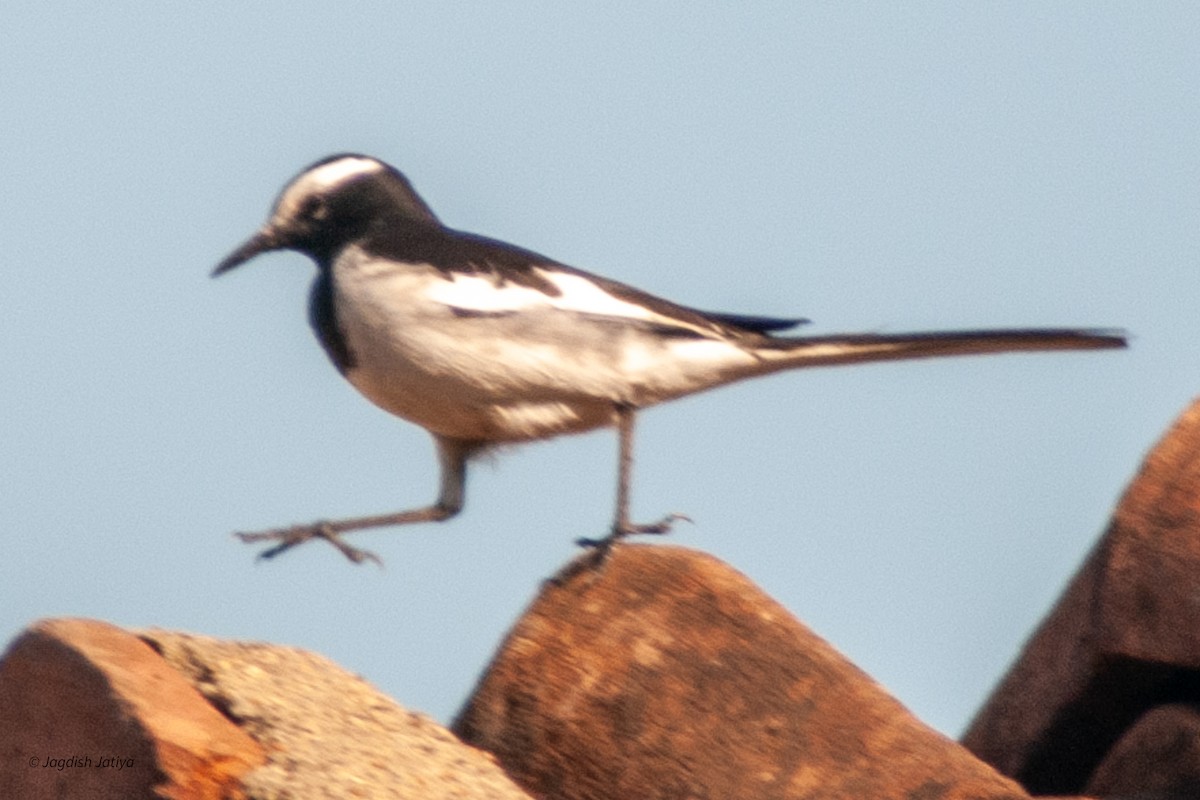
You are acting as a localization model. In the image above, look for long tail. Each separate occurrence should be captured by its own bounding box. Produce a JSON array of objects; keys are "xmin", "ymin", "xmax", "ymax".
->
[{"xmin": 750, "ymin": 327, "xmax": 1127, "ymax": 373}]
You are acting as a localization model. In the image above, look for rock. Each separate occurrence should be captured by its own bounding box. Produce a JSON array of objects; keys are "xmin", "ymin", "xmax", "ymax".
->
[
  {"xmin": 1085, "ymin": 704, "xmax": 1200, "ymax": 799},
  {"xmin": 454, "ymin": 544, "xmax": 1028, "ymax": 800},
  {"xmin": 962, "ymin": 398, "xmax": 1200, "ymax": 795},
  {"xmin": 0, "ymin": 617, "xmax": 264, "ymax": 800},
  {"xmin": 139, "ymin": 628, "xmax": 535, "ymax": 800},
  {"xmin": 0, "ymin": 619, "xmax": 533, "ymax": 800},
  {"xmin": 28, "ymin": 396, "xmax": 1200, "ymax": 800}
]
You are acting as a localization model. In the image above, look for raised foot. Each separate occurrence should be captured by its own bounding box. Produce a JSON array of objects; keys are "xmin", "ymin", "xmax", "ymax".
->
[
  {"xmin": 235, "ymin": 523, "xmax": 383, "ymax": 566},
  {"xmin": 575, "ymin": 512, "xmax": 692, "ymax": 551}
]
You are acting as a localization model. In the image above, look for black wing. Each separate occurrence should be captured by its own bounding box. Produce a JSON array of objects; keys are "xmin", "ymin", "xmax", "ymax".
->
[
  {"xmin": 691, "ymin": 311, "xmax": 809, "ymax": 334},
  {"xmin": 361, "ymin": 223, "xmax": 808, "ymax": 338}
]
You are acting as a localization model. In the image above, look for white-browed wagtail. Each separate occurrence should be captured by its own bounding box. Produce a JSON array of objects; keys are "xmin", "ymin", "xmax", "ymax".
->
[{"xmin": 214, "ymin": 154, "xmax": 1126, "ymax": 564}]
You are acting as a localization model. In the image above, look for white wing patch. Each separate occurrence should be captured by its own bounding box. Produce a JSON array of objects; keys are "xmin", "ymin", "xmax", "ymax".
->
[
  {"xmin": 539, "ymin": 271, "xmax": 658, "ymax": 321},
  {"xmin": 424, "ymin": 272, "xmax": 552, "ymax": 313},
  {"xmin": 426, "ymin": 268, "xmax": 714, "ymax": 336}
]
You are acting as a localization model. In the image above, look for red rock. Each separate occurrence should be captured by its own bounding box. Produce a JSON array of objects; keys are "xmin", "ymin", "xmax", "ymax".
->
[
  {"xmin": 0, "ymin": 617, "xmax": 263, "ymax": 800},
  {"xmin": 962, "ymin": 398, "xmax": 1200, "ymax": 795},
  {"xmin": 454, "ymin": 544, "xmax": 1028, "ymax": 800},
  {"xmin": 1085, "ymin": 704, "xmax": 1200, "ymax": 798}
]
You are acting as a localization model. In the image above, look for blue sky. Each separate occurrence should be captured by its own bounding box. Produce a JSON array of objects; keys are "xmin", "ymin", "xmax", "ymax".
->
[{"xmin": 2, "ymin": 3, "xmax": 1195, "ymax": 737}]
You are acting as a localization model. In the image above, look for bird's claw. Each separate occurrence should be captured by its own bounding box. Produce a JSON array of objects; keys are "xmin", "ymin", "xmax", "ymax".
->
[
  {"xmin": 575, "ymin": 512, "xmax": 692, "ymax": 551},
  {"xmin": 235, "ymin": 523, "xmax": 383, "ymax": 566}
]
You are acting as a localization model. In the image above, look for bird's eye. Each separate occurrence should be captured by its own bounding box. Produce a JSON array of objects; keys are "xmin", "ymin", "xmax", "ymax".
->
[{"xmin": 299, "ymin": 196, "xmax": 327, "ymax": 221}]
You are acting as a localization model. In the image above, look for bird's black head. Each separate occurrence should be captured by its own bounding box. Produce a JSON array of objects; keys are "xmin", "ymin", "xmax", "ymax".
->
[{"xmin": 213, "ymin": 154, "xmax": 440, "ymax": 275}]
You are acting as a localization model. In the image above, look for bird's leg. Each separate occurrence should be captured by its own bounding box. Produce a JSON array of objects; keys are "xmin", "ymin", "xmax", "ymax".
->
[
  {"xmin": 235, "ymin": 437, "xmax": 473, "ymax": 565},
  {"xmin": 576, "ymin": 404, "xmax": 688, "ymax": 555}
]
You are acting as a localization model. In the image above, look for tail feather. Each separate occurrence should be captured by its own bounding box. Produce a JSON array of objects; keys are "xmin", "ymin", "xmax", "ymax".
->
[{"xmin": 753, "ymin": 327, "xmax": 1127, "ymax": 371}]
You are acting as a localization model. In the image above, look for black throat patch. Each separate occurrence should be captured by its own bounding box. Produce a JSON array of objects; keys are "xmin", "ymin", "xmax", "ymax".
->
[{"xmin": 308, "ymin": 265, "xmax": 355, "ymax": 374}]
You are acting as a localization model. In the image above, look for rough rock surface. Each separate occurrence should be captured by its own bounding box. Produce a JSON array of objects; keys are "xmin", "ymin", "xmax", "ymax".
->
[
  {"xmin": 139, "ymin": 628, "xmax": 534, "ymax": 800},
  {"xmin": 1085, "ymin": 703, "xmax": 1200, "ymax": 799},
  {"xmin": 0, "ymin": 617, "xmax": 264, "ymax": 800},
  {"xmin": 0, "ymin": 619, "xmax": 533, "ymax": 800},
  {"xmin": 13, "ymin": 401, "xmax": 1200, "ymax": 798},
  {"xmin": 962, "ymin": 398, "xmax": 1200, "ymax": 796},
  {"xmin": 454, "ymin": 544, "xmax": 1029, "ymax": 800}
]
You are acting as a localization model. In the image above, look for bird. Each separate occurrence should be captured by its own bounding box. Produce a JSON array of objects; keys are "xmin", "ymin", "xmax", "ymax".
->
[{"xmin": 213, "ymin": 153, "xmax": 1126, "ymax": 565}]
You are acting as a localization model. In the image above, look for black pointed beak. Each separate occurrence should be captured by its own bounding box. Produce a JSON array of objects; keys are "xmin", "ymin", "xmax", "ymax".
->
[{"xmin": 212, "ymin": 228, "xmax": 284, "ymax": 277}]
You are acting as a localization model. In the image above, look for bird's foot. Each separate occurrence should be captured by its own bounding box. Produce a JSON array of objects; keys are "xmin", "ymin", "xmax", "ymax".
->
[
  {"xmin": 235, "ymin": 522, "xmax": 383, "ymax": 566},
  {"xmin": 575, "ymin": 513, "xmax": 691, "ymax": 565}
]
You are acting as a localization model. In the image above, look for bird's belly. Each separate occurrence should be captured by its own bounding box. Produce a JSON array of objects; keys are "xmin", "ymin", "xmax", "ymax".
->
[
  {"xmin": 346, "ymin": 356, "xmax": 619, "ymax": 442},
  {"xmin": 334, "ymin": 284, "xmax": 620, "ymax": 441}
]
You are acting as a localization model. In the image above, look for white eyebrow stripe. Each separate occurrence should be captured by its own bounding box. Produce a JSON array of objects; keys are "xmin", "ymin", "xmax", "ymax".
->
[
  {"xmin": 274, "ymin": 157, "xmax": 386, "ymax": 225},
  {"xmin": 300, "ymin": 157, "xmax": 384, "ymax": 192}
]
